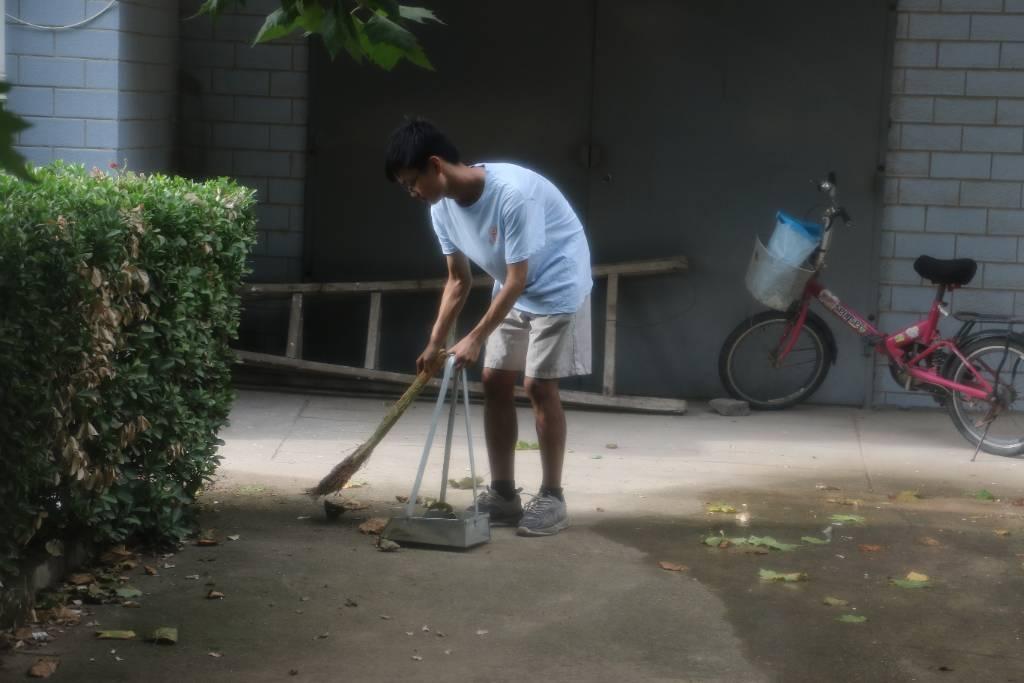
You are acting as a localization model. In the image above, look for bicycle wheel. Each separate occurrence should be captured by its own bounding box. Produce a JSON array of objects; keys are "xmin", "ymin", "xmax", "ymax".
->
[
  {"xmin": 718, "ymin": 311, "xmax": 831, "ymax": 410},
  {"xmin": 946, "ymin": 337, "xmax": 1024, "ymax": 457}
]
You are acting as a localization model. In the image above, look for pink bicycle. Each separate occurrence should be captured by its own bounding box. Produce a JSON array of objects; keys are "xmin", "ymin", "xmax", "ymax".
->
[{"xmin": 719, "ymin": 173, "xmax": 1024, "ymax": 456}]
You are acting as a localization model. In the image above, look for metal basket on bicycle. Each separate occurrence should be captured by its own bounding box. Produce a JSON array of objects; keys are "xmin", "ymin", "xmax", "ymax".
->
[{"xmin": 745, "ymin": 212, "xmax": 822, "ymax": 311}]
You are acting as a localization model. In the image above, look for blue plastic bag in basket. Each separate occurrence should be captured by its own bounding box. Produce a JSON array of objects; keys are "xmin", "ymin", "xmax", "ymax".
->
[{"xmin": 767, "ymin": 212, "xmax": 822, "ymax": 267}]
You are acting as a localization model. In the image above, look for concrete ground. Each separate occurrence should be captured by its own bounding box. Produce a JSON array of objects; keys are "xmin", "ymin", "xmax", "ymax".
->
[{"xmin": 3, "ymin": 389, "xmax": 1024, "ymax": 682}]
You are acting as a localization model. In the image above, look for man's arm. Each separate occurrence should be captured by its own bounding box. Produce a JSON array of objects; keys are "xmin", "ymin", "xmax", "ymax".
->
[
  {"xmin": 417, "ymin": 252, "xmax": 473, "ymax": 373},
  {"xmin": 449, "ymin": 260, "xmax": 528, "ymax": 368}
]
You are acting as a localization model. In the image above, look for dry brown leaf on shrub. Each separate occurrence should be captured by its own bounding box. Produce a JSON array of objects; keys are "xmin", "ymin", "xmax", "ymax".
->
[
  {"xmin": 919, "ymin": 537, "xmax": 942, "ymax": 547},
  {"xmin": 67, "ymin": 573, "xmax": 94, "ymax": 586}
]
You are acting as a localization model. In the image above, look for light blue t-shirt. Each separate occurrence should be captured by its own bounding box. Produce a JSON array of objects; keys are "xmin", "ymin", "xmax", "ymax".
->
[{"xmin": 430, "ymin": 163, "xmax": 593, "ymax": 315}]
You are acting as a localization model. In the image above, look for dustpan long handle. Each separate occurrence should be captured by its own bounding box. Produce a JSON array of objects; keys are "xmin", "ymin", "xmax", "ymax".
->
[
  {"xmin": 438, "ymin": 368, "xmax": 460, "ymax": 504},
  {"xmin": 404, "ymin": 355, "xmax": 456, "ymax": 517},
  {"xmin": 461, "ymin": 366, "xmax": 480, "ymax": 516}
]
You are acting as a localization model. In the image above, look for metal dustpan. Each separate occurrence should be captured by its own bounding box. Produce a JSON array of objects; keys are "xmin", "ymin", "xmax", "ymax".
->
[{"xmin": 383, "ymin": 355, "xmax": 490, "ymax": 549}]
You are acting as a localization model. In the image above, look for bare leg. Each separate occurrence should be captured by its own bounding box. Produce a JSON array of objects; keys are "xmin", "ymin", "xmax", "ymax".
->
[
  {"xmin": 482, "ymin": 368, "xmax": 518, "ymax": 482},
  {"xmin": 524, "ymin": 377, "xmax": 566, "ymax": 489}
]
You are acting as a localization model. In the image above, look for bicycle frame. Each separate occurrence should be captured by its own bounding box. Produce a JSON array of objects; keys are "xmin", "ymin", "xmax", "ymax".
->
[{"xmin": 775, "ymin": 274, "xmax": 994, "ymax": 402}]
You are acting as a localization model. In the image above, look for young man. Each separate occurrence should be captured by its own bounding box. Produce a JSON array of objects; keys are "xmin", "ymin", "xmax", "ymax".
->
[{"xmin": 385, "ymin": 118, "xmax": 593, "ymax": 537}]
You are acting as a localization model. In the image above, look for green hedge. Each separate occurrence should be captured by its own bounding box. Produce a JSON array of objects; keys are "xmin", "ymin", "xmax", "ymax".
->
[{"xmin": 0, "ymin": 163, "xmax": 256, "ymax": 577}]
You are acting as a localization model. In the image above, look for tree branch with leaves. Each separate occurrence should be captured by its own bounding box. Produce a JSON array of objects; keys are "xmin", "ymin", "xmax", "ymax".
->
[{"xmin": 196, "ymin": 0, "xmax": 443, "ymax": 70}]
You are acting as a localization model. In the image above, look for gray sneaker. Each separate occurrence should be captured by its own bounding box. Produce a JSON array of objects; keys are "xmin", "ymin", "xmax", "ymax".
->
[
  {"xmin": 467, "ymin": 487, "xmax": 523, "ymax": 525},
  {"xmin": 516, "ymin": 492, "xmax": 569, "ymax": 537}
]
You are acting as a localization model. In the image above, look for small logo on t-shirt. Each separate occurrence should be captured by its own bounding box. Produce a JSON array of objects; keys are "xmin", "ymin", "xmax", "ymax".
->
[{"xmin": 488, "ymin": 225, "xmax": 498, "ymax": 244}]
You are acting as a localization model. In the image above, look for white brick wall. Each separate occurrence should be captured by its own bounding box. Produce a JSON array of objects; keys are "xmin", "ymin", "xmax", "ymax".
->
[
  {"xmin": 880, "ymin": 0, "xmax": 1024, "ymax": 406},
  {"xmin": 178, "ymin": 0, "xmax": 308, "ymax": 285}
]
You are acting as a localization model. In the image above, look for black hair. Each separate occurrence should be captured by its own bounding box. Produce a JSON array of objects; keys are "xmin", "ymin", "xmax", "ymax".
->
[{"xmin": 384, "ymin": 117, "xmax": 460, "ymax": 182}]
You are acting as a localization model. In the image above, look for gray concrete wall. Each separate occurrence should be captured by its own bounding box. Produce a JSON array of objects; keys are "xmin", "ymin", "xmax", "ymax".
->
[{"xmin": 879, "ymin": 0, "xmax": 1024, "ymax": 406}]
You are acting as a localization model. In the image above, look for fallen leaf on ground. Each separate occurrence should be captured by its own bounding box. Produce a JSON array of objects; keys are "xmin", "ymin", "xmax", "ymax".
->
[
  {"xmin": 802, "ymin": 536, "xmax": 830, "ymax": 545},
  {"xmin": 973, "ymin": 489, "xmax": 996, "ymax": 502},
  {"xmin": 27, "ymin": 657, "xmax": 59, "ymax": 678},
  {"xmin": 405, "ymin": 631, "xmax": 414, "ymax": 636},
  {"xmin": 377, "ymin": 539, "xmax": 401, "ymax": 552},
  {"xmin": 826, "ymin": 498, "xmax": 863, "ymax": 506},
  {"xmin": 747, "ymin": 535, "xmax": 800, "ymax": 552},
  {"xmin": 100, "ymin": 546, "xmax": 133, "ymax": 564},
  {"xmin": 344, "ymin": 598, "xmax": 358, "ymax": 607},
  {"xmin": 444, "ymin": 649, "xmax": 453, "ymax": 655},
  {"xmin": 658, "ymin": 561, "xmax": 687, "ymax": 572},
  {"xmin": 122, "ymin": 600, "xmax": 142, "ymax": 608},
  {"xmin": 96, "ymin": 630, "xmax": 136, "ymax": 640},
  {"xmin": 206, "ymin": 590, "xmax": 225, "ymax": 600},
  {"xmin": 837, "ymin": 614, "xmax": 867, "ymax": 624},
  {"xmin": 343, "ymin": 480, "xmax": 368, "ymax": 489},
  {"xmin": 208, "ymin": 652, "xmax": 222, "ymax": 658},
  {"xmin": 226, "ymin": 535, "xmax": 240, "ymax": 541},
  {"xmin": 114, "ymin": 586, "xmax": 142, "ymax": 599},
  {"xmin": 476, "ymin": 629, "xmax": 489, "ymax": 636},
  {"xmin": 149, "ymin": 627, "xmax": 178, "ymax": 645},
  {"xmin": 68, "ymin": 573, "xmax": 94, "ymax": 586},
  {"xmin": 195, "ymin": 539, "xmax": 219, "ymax": 547},
  {"xmin": 759, "ymin": 569, "xmax": 808, "ymax": 583},
  {"xmin": 144, "ymin": 565, "xmax": 158, "ymax": 576},
  {"xmin": 892, "ymin": 571, "xmax": 931, "ymax": 589},
  {"xmin": 816, "ymin": 483, "xmax": 840, "ymax": 491},
  {"xmin": 411, "ymin": 655, "xmax": 423, "ymax": 662},
  {"xmin": 823, "ymin": 596, "xmax": 849, "ymax": 607},
  {"xmin": 830, "ymin": 514, "xmax": 866, "ymax": 525},
  {"xmin": 890, "ymin": 490, "xmax": 921, "ymax": 503},
  {"xmin": 706, "ymin": 502, "xmax": 737, "ymax": 514},
  {"xmin": 919, "ymin": 537, "xmax": 942, "ymax": 547},
  {"xmin": 421, "ymin": 625, "xmax": 430, "ymax": 632},
  {"xmin": 514, "ymin": 440, "xmax": 539, "ymax": 450},
  {"xmin": 185, "ymin": 574, "xmax": 200, "ymax": 580},
  {"xmin": 379, "ymin": 615, "xmax": 392, "ymax": 620},
  {"xmin": 591, "ymin": 454, "xmax": 603, "ymax": 459},
  {"xmin": 448, "ymin": 476, "xmax": 484, "ymax": 490},
  {"xmin": 296, "ymin": 515, "xmax": 311, "ymax": 521},
  {"xmin": 859, "ymin": 544, "xmax": 883, "ymax": 553},
  {"xmin": 359, "ymin": 518, "xmax": 388, "ymax": 535},
  {"xmin": 315, "ymin": 633, "xmax": 329, "ymax": 640},
  {"xmin": 605, "ymin": 443, "xmax": 618, "ymax": 450},
  {"xmin": 994, "ymin": 529, "xmax": 1011, "ymax": 537}
]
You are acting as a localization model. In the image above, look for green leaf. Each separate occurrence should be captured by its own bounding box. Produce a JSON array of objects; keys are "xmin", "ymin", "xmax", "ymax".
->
[
  {"xmin": 746, "ymin": 535, "xmax": 799, "ymax": 552},
  {"xmin": 149, "ymin": 626, "xmax": 178, "ymax": 644},
  {"xmin": 801, "ymin": 536, "xmax": 829, "ymax": 545},
  {"xmin": 823, "ymin": 596, "xmax": 849, "ymax": 607},
  {"xmin": 254, "ymin": 7, "xmax": 299, "ymax": 44},
  {"xmin": 96, "ymin": 630, "xmax": 136, "ymax": 640},
  {"xmin": 0, "ymin": 83, "xmax": 33, "ymax": 181},
  {"xmin": 192, "ymin": 0, "xmax": 245, "ymax": 19},
  {"xmin": 759, "ymin": 569, "xmax": 808, "ymax": 583},
  {"xmin": 830, "ymin": 514, "xmax": 866, "ymax": 525},
  {"xmin": 705, "ymin": 502, "xmax": 737, "ymax": 514},
  {"xmin": 115, "ymin": 585, "xmax": 142, "ymax": 599},
  {"xmin": 891, "ymin": 579, "xmax": 930, "ymax": 589},
  {"xmin": 973, "ymin": 489, "xmax": 996, "ymax": 501},
  {"xmin": 837, "ymin": 614, "xmax": 867, "ymax": 623},
  {"xmin": 399, "ymin": 6, "xmax": 443, "ymax": 24}
]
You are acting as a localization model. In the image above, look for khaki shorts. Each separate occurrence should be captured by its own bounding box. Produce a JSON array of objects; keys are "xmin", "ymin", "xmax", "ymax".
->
[{"xmin": 483, "ymin": 296, "xmax": 592, "ymax": 379}]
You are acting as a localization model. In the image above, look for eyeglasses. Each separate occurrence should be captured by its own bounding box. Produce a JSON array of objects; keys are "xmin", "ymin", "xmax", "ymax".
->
[{"xmin": 397, "ymin": 171, "xmax": 420, "ymax": 194}]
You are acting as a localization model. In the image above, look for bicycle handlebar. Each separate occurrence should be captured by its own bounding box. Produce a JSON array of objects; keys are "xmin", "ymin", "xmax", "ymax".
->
[{"xmin": 813, "ymin": 170, "xmax": 854, "ymax": 229}]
